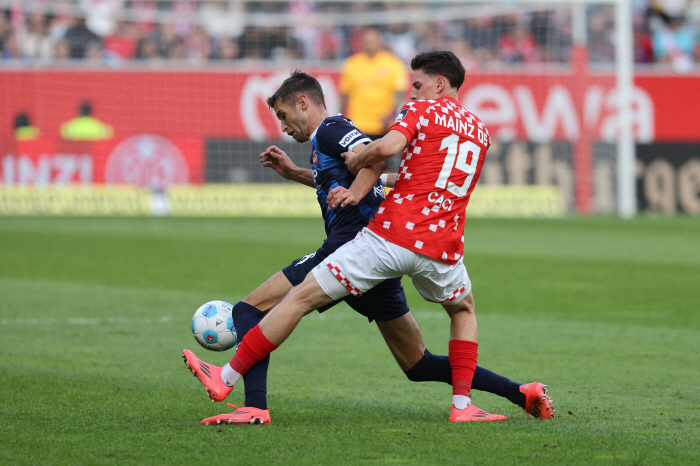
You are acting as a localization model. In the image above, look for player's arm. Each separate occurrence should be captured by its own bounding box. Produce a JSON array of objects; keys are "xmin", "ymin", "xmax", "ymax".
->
[
  {"xmin": 382, "ymin": 173, "xmax": 398, "ymax": 188},
  {"xmin": 327, "ymin": 144, "xmax": 385, "ymax": 209},
  {"xmin": 260, "ymin": 146, "xmax": 315, "ymax": 188},
  {"xmin": 343, "ymin": 130, "xmax": 407, "ymax": 173}
]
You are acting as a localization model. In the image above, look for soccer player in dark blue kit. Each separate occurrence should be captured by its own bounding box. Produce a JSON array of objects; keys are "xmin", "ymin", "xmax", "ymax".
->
[{"xmin": 183, "ymin": 70, "xmax": 553, "ymax": 424}]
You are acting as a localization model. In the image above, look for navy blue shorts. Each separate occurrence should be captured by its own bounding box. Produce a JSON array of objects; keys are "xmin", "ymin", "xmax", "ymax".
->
[{"xmin": 282, "ymin": 234, "xmax": 409, "ymax": 322}]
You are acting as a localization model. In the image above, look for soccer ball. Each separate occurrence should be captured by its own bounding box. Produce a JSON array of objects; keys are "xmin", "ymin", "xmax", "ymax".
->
[{"xmin": 191, "ymin": 301, "xmax": 237, "ymax": 351}]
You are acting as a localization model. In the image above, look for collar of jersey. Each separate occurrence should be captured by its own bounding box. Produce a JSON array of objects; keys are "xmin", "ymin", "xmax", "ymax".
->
[
  {"xmin": 310, "ymin": 114, "xmax": 339, "ymax": 141},
  {"xmin": 310, "ymin": 117, "xmax": 330, "ymax": 141},
  {"xmin": 438, "ymin": 96, "xmax": 460, "ymax": 105}
]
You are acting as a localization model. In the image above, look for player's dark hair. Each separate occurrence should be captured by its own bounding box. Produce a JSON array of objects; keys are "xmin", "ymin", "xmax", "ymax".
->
[
  {"xmin": 410, "ymin": 51, "xmax": 466, "ymax": 90},
  {"xmin": 266, "ymin": 70, "xmax": 326, "ymax": 109}
]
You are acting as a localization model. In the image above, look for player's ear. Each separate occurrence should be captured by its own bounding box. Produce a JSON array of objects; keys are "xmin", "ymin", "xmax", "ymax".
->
[
  {"xmin": 297, "ymin": 94, "xmax": 308, "ymax": 111},
  {"xmin": 436, "ymin": 76, "xmax": 445, "ymax": 93}
]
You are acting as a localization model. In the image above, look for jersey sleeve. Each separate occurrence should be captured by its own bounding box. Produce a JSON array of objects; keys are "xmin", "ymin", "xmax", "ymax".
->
[
  {"xmin": 316, "ymin": 119, "xmax": 372, "ymax": 157},
  {"xmin": 388, "ymin": 102, "xmax": 421, "ymax": 143}
]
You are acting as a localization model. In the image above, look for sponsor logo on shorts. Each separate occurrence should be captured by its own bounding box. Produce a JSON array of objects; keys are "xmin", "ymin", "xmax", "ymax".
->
[
  {"xmin": 339, "ymin": 129, "xmax": 362, "ymax": 147},
  {"xmin": 296, "ymin": 252, "xmax": 316, "ymax": 265}
]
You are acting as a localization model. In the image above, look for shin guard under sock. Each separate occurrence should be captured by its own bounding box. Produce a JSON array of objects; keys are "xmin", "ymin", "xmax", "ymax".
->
[{"xmin": 231, "ymin": 302, "xmax": 269, "ymax": 410}]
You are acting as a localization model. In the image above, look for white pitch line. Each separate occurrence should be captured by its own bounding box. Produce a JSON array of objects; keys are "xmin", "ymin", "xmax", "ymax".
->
[{"xmin": 0, "ymin": 316, "xmax": 174, "ymax": 326}]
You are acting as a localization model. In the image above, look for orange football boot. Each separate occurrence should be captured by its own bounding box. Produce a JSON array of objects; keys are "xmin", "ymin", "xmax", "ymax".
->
[
  {"xmin": 201, "ymin": 403, "xmax": 271, "ymax": 425},
  {"xmin": 520, "ymin": 382, "xmax": 554, "ymax": 419},
  {"xmin": 182, "ymin": 349, "xmax": 233, "ymax": 402},
  {"xmin": 449, "ymin": 404, "xmax": 508, "ymax": 422}
]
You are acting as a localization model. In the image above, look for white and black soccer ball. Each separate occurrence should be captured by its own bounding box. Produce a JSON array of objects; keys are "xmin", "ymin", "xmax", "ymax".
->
[{"xmin": 191, "ymin": 301, "xmax": 237, "ymax": 351}]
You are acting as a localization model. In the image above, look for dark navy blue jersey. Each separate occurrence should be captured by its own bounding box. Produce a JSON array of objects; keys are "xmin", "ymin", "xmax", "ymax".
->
[{"xmin": 310, "ymin": 115, "xmax": 386, "ymax": 237}]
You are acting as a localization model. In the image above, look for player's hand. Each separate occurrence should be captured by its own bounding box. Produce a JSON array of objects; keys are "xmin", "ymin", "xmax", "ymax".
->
[
  {"xmin": 341, "ymin": 151, "xmax": 362, "ymax": 174},
  {"xmin": 260, "ymin": 146, "xmax": 297, "ymax": 179},
  {"xmin": 327, "ymin": 186, "xmax": 360, "ymax": 209}
]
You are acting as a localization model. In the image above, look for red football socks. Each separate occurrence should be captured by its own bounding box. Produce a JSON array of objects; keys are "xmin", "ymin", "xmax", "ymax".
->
[
  {"xmin": 229, "ymin": 324, "xmax": 278, "ymax": 376},
  {"xmin": 449, "ymin": 340, "xmax": 478, "ymax": 397}
]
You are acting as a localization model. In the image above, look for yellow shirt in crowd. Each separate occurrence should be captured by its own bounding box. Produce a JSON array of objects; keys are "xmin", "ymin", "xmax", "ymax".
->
[
  {"xmin": 340, "ymin": 51, "xmax": 408, "ymax": 136},
  {"xmin": 60, "ymin": 117, "xmax": 114, "ymax": 141}
]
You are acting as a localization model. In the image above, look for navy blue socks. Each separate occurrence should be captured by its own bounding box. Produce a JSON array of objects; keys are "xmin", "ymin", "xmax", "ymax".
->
[
  {"xmin": 231, "ymin": 301, "xmax": 269, "ymax": 410},
  {"xmin": 404, "ymin": 349, "xmax": 526, "ymax": 408}
]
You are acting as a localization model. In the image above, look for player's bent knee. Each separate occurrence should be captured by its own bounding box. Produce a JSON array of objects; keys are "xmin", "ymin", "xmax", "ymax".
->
[{"xmin": 442, "ymin": 292, "xmax": 476, "ymax": 317}]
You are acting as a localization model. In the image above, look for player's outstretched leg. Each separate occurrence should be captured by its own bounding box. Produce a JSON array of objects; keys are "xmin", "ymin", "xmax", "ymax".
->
[
  {"xmin": 201, "ymin": 403, "xmax": 270, "ymax": 425},
  {"xmin": 182, "ymin": 349, "xmax": 232, "ymax": 402},
  {"xmin": 232, "ymin": 301, "xmax": 272, "ymax": 412},
  {"xmin": 403, "ymin": 350, "xmax": 554, "ymax": 418}
]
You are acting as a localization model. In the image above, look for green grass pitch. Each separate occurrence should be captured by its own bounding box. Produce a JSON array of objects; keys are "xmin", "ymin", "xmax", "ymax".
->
[{"xmin": 1, "ymin": 216, "xmax": 699, "ymax": 465}]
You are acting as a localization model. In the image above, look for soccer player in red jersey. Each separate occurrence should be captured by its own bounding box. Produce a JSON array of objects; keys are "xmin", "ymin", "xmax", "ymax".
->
[{"xmin": 187, "ymin": 56, "xmax": 552, "ymax": 422}]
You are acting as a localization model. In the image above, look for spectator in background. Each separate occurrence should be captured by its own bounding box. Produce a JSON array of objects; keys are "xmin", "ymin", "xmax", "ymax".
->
[
  {"xmin": 340, "ymin": 27, "xmax": 408, "ymax": 141},
  {"xmin": 0, "ymin": 10, "xmax": 11, "ymax": 54},
  {"xmin": 314, "ymin": 25, "xmax": 343, "ymax": 60},
  {"xmin": 86, "ymin": 41, "xmax": 104, "ymax": 65},
  {"xmin": 61, "ymin": 101, "xmax": 113, "ymax": 140},
  {"xmin": 1, "ymin": 31, "xmax": 22, "ymax": 60},
  {"xmin": 137, "ymin": 37, "xmax": 160, "ymax": 62},
  {"xmin": 14, "ymin": 112, "xmax": 40, "ymax": 141},
  {"xmin": 652, "ymin": 14, "xmax": 696, "ymax": 71},
  {"xmin": 155, "ymin": 22, "xmax": 179, "ymax": 58},
  {"xmin": 170, "ymin": 37, "xmax": 188, "ymax": 60},
  {"xmin": 384, "ymin": 22, "xmax": 416, "ymax": 63},
  {"xmin": 64, "ymin": 17, "xmax": 100, "ymax": 58},
  {"xmin": 54, "ymin": 39, "xmax": 71, "ymax": 60},
  {"xmin": 499, "ymin": 22, "xmax": 540, "ymax": 63},
  {"xmin": 188, "ymin": 24, "xmax": 212, "ymax": 61},
  {"xmin": 82, "ymin": 0, "xmax": 123, "ymax": 37},
  {"xmin": 103, "ymin": 20, "xmax": 139, "ymax": 60},
  {"xmin": 18, "ymin": 13, "xmax": 54, "ymax": 61},
  {"xmin": 450, "ymin": 37, "xmax": 479, "ymax": 69},
  {"xmin": 588, "ymin": 7, "xmax": 616, "ymax": 63},
  {"xmin": 213, "ymin": 35, "xmax": 238, "ymax": 60}
]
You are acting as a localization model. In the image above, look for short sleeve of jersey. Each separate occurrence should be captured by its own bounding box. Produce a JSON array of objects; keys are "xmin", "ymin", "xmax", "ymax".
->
[
  {"xmin": 389, "ymin": 102, "xmax": 421, "ymax": 143},
  {"xmin": 316, "ymin": 118, "xmax": 372, "ymax": 156}
]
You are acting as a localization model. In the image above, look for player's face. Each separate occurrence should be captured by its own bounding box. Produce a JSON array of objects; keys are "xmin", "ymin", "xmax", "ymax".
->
[
  {"xmin": 409, "ymin": 69, "xmax": 440, "ymax": 101},
  {"xmin": 274, "ymin": 99, "xmax": 309, "ymax": 143}
]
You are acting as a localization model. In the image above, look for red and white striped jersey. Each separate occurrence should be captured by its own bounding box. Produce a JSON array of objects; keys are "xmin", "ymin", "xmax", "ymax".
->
[{"xmin": 367, "ymin": 96, "xmax": 490, "ymax": 265}]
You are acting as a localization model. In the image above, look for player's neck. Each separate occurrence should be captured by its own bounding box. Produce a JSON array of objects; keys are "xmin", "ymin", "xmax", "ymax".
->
[
  {"xmin": 435, "ymin": 89, "xmax": 459, "ymax": 101},
  {"xmin": 306, "ymin": 107, "xmax": 331, "ymax": 136}
]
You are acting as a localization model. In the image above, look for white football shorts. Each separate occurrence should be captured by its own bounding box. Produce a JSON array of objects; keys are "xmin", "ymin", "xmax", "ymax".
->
[{"xmin": 311, "ymin": 228, "xmax": 472, "ymax": 304}]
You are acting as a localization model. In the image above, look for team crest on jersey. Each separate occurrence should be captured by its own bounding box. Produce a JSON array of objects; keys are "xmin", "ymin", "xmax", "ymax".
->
[
  {"xmin": 312, "ymin": 150, "xmax": 318, "ymax": 166},
  {"xmin": 394, "ymin": 108, "xmax": 408, "ymax": 124}
]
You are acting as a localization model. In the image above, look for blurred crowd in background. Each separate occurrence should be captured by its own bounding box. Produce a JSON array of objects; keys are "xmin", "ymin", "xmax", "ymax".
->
[{"xmin": 1, "ymin": 0, "xmax": 699, "ymax": 70}]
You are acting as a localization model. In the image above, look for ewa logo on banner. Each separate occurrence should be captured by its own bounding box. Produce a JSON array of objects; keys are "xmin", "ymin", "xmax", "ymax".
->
[
  {"xmin": 105, "ymin": 135, "xmax": 189, "ymax": 188},
  {"xmin": 461, "ymin": 84, "xmax": 655, "ymax": 143}
]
